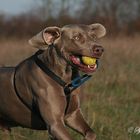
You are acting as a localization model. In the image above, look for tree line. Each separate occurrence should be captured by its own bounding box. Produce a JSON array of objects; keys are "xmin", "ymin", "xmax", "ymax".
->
[{"xmin": 0, "ymin": 0, "xmax": 140, "ymax": 38}]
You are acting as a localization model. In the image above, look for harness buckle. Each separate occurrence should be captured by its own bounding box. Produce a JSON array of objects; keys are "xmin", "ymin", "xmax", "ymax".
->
[{"xmin": 64, "ymin": 74, "xmax": 92, "ymax": 96}]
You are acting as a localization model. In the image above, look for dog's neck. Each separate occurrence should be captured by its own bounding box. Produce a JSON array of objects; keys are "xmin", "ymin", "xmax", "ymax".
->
[{"xmin": 38, "ymin": 46, "xmax": 72, "ymax": 82}]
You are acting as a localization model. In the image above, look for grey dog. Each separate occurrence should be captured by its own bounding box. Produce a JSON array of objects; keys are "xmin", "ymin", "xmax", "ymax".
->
[{"xmin": 0, "ymin": 23, "xmax": 106, "ymax": 140}]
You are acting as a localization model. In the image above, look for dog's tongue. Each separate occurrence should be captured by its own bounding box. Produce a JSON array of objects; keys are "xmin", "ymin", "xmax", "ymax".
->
[
  {"xmin": 70, "ymin": 55, "xmax": 81, "ymax": 65},
  {"xmin": 70, "ymin": 55, "xmax": 97, "ymax": 73},
  {"xmin": 70, "ymin": 55, "xmax": 96, "ymax": 66}
]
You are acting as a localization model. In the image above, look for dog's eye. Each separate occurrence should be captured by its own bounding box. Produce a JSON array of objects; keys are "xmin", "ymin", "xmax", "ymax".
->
[
  {"xmin": 73, "ymin": 33, "xmax": 83, "ymax": 41},
  {"xmin": 73, "ymin": 36, "xmax": 80, "ymax": 41}
]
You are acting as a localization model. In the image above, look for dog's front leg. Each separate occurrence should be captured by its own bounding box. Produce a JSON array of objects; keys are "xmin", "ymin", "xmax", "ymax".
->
[
  {"xmin": 65, "ymin": 95, "xmax": 96, "ymax": 140},
  {"xmin": 65, "ymin": 109, "xmax": 96, "ymax": 140},
  {"xmin": 37, "ymin": 89, "xmax": 74, "ymax": 140}
]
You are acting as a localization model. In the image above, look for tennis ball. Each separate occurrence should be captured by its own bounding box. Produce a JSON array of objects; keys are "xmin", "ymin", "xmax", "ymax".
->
[{"xmin": 82, "ymin": 56, "xmax": 96, "ymax": 65}]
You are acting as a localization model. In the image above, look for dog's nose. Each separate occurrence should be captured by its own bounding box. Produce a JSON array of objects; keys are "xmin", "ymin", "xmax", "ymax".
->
[{"xmin": 93, "ymin": 45, "xmax": 104, "ymax": 56}]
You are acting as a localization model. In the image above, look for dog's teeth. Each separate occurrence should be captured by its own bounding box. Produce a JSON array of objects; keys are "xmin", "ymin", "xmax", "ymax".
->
[
  {"xmin": 95, "ymin": 64, "xmax": 97, "ymax": 69},
  {"xmin": 88, "ymin": 65, "xmax": 90, "ymax": 68},
  {"xmin": 77, "ymin": 58, "xmax": 80, "ymax": 62}
]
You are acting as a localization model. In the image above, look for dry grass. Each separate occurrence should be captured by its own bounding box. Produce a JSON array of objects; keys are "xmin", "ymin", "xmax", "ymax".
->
[
  {"xmin": 0, "ymin": 35, "xmax": 140, "ymax": 140},
  {"xmin": 82, "ymin": 35, "xmax": 140, "ymax": 140},
  {"xmin": 0, "ymin": 38, "xmax": 36, "ymax": 66}
]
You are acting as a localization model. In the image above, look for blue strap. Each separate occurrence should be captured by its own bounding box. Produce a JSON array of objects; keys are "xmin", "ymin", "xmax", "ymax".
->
[
  {"xmin": 64, "ymin": 74, "xmax": 92, "ymax": 95},
  {"xmin": 71, "ymin": 59, "xmax": 100, "ymax": 88},
  {"xmin": 64, "ymin": 61, "xmax": 99, "ymax": 95},
  {"xmin": 71, "ymin": 74, "xmax": 92, "ymax": 87}
]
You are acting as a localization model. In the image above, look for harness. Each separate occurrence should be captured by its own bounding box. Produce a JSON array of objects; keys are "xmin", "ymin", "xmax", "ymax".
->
[{"xmin": 33, "ymin": 50, "xmax": 92, "ymax": 96}]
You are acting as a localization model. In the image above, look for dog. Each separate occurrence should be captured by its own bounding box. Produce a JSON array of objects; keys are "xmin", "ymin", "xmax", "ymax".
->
[{"xmin": 0, "ymin": 23, "xmax": 106, "ymax": 140}]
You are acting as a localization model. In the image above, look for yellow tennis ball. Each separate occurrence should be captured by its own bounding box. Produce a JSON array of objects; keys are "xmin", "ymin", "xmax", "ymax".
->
[{"xmin": 82, "ymin": 56, "xmax": 96, "ymax": 65}]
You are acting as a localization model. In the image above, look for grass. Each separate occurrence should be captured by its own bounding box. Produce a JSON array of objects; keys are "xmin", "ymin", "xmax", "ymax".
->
[{"xmin": 0, "ymin": 35, "xmax": 140, "ymax": 140}]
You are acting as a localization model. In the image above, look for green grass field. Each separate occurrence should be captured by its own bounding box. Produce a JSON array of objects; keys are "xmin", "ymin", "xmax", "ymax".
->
[{"xmin": 0, "ymin": 36, "xmax": 140, "ymax": 140}]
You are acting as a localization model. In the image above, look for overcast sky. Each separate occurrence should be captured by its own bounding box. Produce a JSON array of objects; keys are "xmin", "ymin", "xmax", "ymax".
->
[{"xmin": 0, "ymin": 0, "xmax": 33, "ymax": 15}]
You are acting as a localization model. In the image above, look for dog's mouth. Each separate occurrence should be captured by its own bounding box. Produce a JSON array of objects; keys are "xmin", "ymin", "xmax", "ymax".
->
[{"xmin": 70, "ymin": 55, "xmax": 98, "ymax": 73}]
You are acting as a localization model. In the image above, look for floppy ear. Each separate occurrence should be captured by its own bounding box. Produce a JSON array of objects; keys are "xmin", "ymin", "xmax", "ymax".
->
[
  {"xmin": 89, "ymin": 23, "xmax": 106, "ymax": 38},
  {"xmin": 28, "ymin": 27, "xmax": 61, "ymax": 49}
]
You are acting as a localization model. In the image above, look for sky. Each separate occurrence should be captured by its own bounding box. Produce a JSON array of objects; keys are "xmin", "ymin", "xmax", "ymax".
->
[{"xmin": 0, "ymin": 0, "xmax": 33, "ymax": 15}]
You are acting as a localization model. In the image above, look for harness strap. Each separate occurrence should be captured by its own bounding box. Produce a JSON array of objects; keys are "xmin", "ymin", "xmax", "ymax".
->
[
  {"xmin": 34, "ymin": 55, "xmax": 67, "ymax": 87},
  {"xmin": 34, "ymin": 51, "xmax": 92, "ymax": 96},
  {"xmin": 13, "ymin": 66, "xmax": 32, "ymax": 110}
]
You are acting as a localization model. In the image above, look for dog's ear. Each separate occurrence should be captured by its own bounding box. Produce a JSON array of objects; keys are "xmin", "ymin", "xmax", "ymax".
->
[
  {"xmin": 89, "ymin": 23, "xmax": 106, "ymax": 38},
  {"xmin": 28, "ymin": 27, "xmax": 61, "ymax": 49}
]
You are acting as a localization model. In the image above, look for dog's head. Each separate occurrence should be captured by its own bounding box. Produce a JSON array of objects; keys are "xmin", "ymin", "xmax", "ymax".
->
[{"xmin": 29, "ymin": 23, "xmax": 106, "ymax": 73}]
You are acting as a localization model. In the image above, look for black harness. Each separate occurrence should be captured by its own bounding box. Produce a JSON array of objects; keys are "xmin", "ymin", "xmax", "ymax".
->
[{"xmin": 33, "ymin": 50, "xmax": 92, "ymax": 96}]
